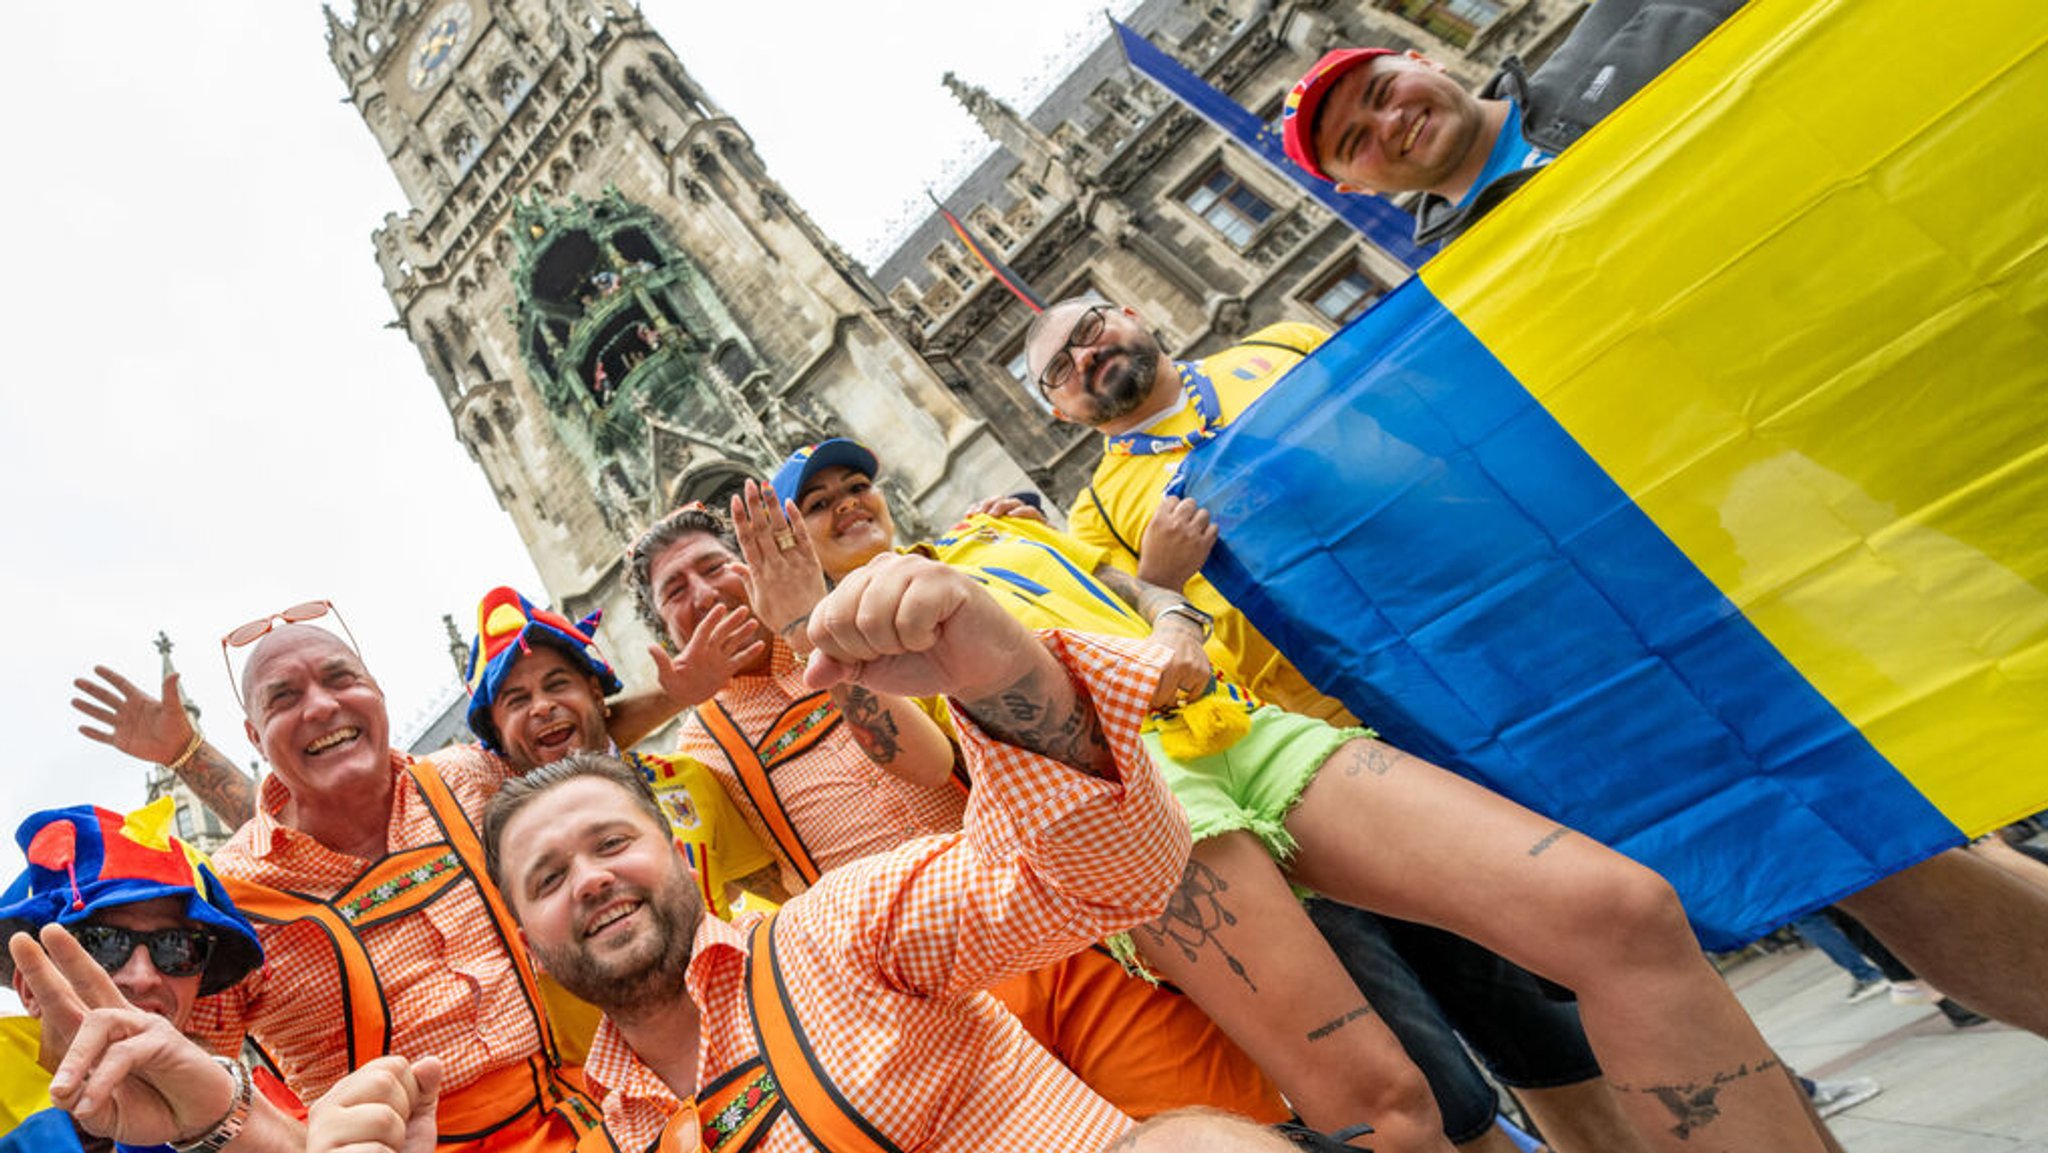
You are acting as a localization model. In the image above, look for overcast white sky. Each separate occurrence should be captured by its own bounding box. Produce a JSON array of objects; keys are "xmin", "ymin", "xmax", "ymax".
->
[{"xmin": 0, "ymin": 2, "xmax": 1138, "ymax": 865}]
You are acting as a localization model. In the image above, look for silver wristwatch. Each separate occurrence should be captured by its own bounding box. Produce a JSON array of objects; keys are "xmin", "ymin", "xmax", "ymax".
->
[
  {"xmin": 174, "ymin": 1056, "xmax": 253, "ymax": 1153},
  {"xmin": 1157, "ymin": 601, "xmax": 1216, "ymax": 640}
]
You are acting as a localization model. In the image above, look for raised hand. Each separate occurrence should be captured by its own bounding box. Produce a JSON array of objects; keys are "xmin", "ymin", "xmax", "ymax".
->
[
  {"xmin": 646, "ymin": 602, "xmax": 765, "ymax": 709},
  {"xmin": 308, "ymin": 1055, "xmax": 444, "ymax": 1153},
  {"xmin": 730, "ymin": 479, "xmax": 829, "ymax": 649},
  {"xmin": 800, "ymin": 554, "xmax": 1031, "ymax": 702},
  {"xmin": 9, "ymin": 925, "xmax": 236, "ymax": 1146},
  {"xmin": 72, "ymin": 666, "xmax": 196, "ymax": 765},
  {"xmin": 1136, "ymin": 496, "xmax": 1217, "ymax": 592}
]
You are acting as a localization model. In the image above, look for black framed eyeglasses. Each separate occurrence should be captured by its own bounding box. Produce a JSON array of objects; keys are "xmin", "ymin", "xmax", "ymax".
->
[
  {"xmin": 71, "ymin": 924, "xmax": 216, "ymax": 979},
  {"xmin": 1035, "ymin": 305, "xmax": 1111, "ymax": 397}
]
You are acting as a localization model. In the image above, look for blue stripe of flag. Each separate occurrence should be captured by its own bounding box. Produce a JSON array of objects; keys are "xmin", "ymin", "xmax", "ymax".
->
[{"xmin": 1176, "ymin": 279, "xmax": 1962, "ymax": 947}]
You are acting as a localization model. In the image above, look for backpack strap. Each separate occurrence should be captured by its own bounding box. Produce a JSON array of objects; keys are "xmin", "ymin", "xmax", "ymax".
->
[
  {"xmin": 745, "ymin": 915, "xmax": 906, "ymax": 1153},
  {"xmin": 698, "ymin": 700, "xmax": 832, "ymax": 886}
]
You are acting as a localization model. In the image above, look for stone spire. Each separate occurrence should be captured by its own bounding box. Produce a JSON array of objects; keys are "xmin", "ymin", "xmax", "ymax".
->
[
  {"xmin": 152, "ymin": 630, "xmax": 200, "ymax": 725},
  {"xmin": 444, "ymin": 613, "xmax": 470, "ymax": 681},
  {"xmin": 943, "ymin": 72, "xmax": 1076, "ymax": 200}
]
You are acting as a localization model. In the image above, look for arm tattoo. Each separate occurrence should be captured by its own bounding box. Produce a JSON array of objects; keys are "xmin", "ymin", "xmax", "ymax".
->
[
  {"xmin": 1528, "ymin": 825, "xmax": 1571, "ymax": 857},
  {"xmin": 957, "ymin": 662, "xmax": 1114, "ymax": 778},
  {"xmin": 831, "ymin": 684, "xmax": 901, "ymax": 765},
  {"xmin": 1613, "ymin": 1057, "xmax": 1781, "ymax": 1141},
  {"xmin": 180, "ymin": 743, "xmax": 256, "ymax": 829},
  {"xmin": 777, "ymin": 612, "xmax": 810, "ymax": 640},
  {"xmin": 1134, "ymin": 859, "xmax": 1256, "ymax": 991},
  {"xmin": 1093, "ymin": 567, "xmax": 1183, "ymax": 625},
  {"xmin": 1305, "ymin": 1004, "xmax": 1375, "ymax": 1042}
]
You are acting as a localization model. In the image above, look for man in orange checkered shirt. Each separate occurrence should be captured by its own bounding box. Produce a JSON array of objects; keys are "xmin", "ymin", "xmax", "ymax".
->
[
  {"xmin": 76, "ymin": 619, "xmax": 617, "ymax": 1153},
  {"xmin": 314, "ymin": 554, "xmax": 1195, "ymax": 1153},
  {"xmin": 618, "ymin": 501, "xmax": 1289, "ymax": 1127}
]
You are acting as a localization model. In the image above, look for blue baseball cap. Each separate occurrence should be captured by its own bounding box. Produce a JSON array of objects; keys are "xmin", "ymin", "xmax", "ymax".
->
[{"xmin": 770, "ymin": 439, "xmax": 879, "ymax": 506}]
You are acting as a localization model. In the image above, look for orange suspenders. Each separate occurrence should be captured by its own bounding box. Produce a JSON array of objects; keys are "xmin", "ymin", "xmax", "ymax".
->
[
  {"xmin": 742, "ymin": 915, "xmax": 905, "ymax": 1153},
  {"xmin": 224, "ymin": 762, "xmax": 617, "ymax": 1151},
  {"xmin": 697, "ymin": 697, "xmax": 841, "ymax": 887},
  {"xmin": 643, "ymin": 915, "xmax": 904, "ymax": 1153}
]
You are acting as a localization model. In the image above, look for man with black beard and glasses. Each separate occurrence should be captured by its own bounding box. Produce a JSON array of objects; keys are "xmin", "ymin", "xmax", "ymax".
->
[{"xmin": 1024, "ymin": 300, "xmax": 1349, "ymax": 727}]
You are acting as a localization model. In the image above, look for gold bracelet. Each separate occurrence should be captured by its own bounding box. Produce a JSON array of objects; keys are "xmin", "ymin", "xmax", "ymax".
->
[{"xmin": 165, "ymin": 728, "xmax": 206, "ymax": 773}]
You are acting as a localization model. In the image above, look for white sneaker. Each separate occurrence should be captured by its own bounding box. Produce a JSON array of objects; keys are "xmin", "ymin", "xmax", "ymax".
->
[
  {"xmin": 1809, "ymin": 1077, "xmax": 1883, "ymax": 1118},
  {"xmin": 1888, "ymin": 980, "xmax": 1938, "ymax": 1005},
  {"xmin": 1845, "ymin": 975, "xmax": 1886, "ymax": 1002}
]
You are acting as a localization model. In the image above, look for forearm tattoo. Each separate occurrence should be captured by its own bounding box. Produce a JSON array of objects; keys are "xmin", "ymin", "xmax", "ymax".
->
[
  {"xmin": 832, "ymin": 684, "xmax": 901, "ymax": 765},
  {"xmin": 958, "ymin": 662, "xmax": 1113, "ymax": 778},
  {"xmin": 1134, "ymin": 859, "xmax": 1256, "ymax": 992},
  {"xmin": 1614, "ymin": 1057, "xmax": 1782, "ymax": 1140},
  {"xmin": 182, "ymin": 743, "xmax": 256, "ymax": 829},
  {"xmin": 1094, "ymin": 567, "xmax": 1183, "ymax": 625}
]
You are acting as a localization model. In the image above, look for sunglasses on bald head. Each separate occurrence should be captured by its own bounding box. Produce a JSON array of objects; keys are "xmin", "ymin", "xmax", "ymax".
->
[
  {"xmin": 220, "ymin": 599, "xmax": 364, "ymax": 709},
  {"xmin": 70, "ymin": 924, "xmax": 216, "ymax": 979}
]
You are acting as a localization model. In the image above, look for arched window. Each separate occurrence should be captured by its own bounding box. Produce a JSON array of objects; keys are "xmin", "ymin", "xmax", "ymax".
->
[
  {"xmin": 714, "ymin": 342, "xmax": 754, "ymax": 383},
  {"xmin": 444, "ymin": 125, "xmax": 483, "ymax": 175},
  {"xmin": 491, "ymin": 64, "xmax": 530, "ymax": 111}
]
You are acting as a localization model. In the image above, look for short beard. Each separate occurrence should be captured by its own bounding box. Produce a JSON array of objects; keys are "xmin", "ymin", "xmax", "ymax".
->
[
  {"xmin": 532, "ymin": 861, "xmax": 701, "ymax": 1021},
  {"xmin": 1082, "ymin": 340, "xmax": 1161, "ymax": 425}
]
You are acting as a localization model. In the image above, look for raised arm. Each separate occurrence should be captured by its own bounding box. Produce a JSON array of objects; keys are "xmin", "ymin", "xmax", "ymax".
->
[
  {"xmin": 733, "ymin": 480, "xmax": 958, "ymax": 788},
  {"xmin": 71, "ymin": 667, "xmax": 255, "ymax": 829},
  {"xmin": 794, "ymin": 555, "xmax": 1190, "ymax": 997}
]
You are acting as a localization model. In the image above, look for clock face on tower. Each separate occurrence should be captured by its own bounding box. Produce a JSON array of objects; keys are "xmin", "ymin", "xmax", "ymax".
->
[{"xmin": 408, "ymin": 2, "xmax": 475, "ymax": 90}]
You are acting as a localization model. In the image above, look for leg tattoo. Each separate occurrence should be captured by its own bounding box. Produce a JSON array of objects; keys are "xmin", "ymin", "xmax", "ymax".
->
[
  {"xmin": 1137, "ymin": 858, "xmax": 1257, "ymax": 991},
  {"xmin": 1616, "ymin": 1057, "xmax": 1782, "ymax": 1140},
  {"xmin": 1337, "ymin": 740, "xmax": 1402, "ymax": 778}
]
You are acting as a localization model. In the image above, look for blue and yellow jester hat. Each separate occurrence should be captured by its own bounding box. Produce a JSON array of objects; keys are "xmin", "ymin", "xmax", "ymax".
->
[
  {"xmin": 0, "ymin": 798, "xmax": 264, "ymax": 996},
  {"xmin": 465, "ymin": 586, "xmax": 624, "ymax": 753}
]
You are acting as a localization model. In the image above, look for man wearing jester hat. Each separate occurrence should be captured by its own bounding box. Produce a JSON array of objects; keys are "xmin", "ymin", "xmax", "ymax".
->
[
  {"xmin": 461, "ymin": 586, "xmax": 780, "ymax": 923},
  {"xmin": 2, "ymin": 799, "xmax": 303, "ymax": 1153}
]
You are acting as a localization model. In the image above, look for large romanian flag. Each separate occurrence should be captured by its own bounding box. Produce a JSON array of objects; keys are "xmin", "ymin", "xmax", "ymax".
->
[{"xmin": 1181, "ymin": 0, "xmax": 2048, "ymax": 947}]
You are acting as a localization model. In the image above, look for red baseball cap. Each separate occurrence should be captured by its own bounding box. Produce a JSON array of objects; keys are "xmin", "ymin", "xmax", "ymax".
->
[{"xmin": 1282, "ymin": 47, "xmax": 1396, "ymax": 182}]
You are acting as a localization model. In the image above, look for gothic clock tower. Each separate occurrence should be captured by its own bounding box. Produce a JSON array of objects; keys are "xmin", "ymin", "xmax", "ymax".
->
[{"xmin": 324, "ymin": 0, "xmax": 1031, "ymax": 666}]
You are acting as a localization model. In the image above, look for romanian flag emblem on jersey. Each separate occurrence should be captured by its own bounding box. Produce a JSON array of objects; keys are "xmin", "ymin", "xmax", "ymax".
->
[{"xmin": 1180, "ymin": 0, "xmax": 2048, "ymax": 946}]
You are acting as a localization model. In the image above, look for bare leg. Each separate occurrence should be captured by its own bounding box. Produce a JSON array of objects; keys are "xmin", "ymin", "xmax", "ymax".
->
[
  {"xmin": 1836, "ymin": 848, "xmax": 2048, "ymax": 1035},
  {"xmin": 1969, "ymin": 837, "xmax": 2048, "ymax": 898},
  {"xmin": 1282, "ymin": 740, "xmax": 1829, "ymax": 1153},
  {"xmin": 1514, "ymin": 1082, "xmax": 1651, "ymax": 1153},
  {"xmin": 1131, "ymin": 831, "xmax": 1452, "ymax": 1152}
]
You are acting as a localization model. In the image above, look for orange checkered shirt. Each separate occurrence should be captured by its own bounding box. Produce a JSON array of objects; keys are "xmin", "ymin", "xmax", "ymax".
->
[
  {"xmin": 678, "ymin": 638, "xmax": 967, "ymax": 893},
  {"xmin": 189, "ymin": 746, "xmax": 543, "ymax": 1103},
  {"xmin": 584, "ymin": 630, "xmax": 1192, "ymax": 1152}
]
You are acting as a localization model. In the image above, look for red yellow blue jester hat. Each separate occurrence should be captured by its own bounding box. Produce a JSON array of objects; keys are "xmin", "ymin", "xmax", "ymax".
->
[
  {"xmin": 0, "ymin": 797, "xmax": 264, "ymax": 996},
  {"xmin": 465, "ymin": 586, "xmax": 624, "ymax": 753}
]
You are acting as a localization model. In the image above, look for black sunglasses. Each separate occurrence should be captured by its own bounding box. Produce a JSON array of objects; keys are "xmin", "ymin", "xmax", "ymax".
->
[
  {"xmin": 1036, "ymin": 304, "xmax": 1111, "ymax": 397},
  {"xmin": 71, "ymin": 924, "xmax": 216, "ymax": 979}
]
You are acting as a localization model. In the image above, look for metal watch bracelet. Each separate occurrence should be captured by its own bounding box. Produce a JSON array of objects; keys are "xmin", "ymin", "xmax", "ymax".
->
[{"xmin": 173, "ymin": 1055, "xmax": 252, "ymax": 1153}]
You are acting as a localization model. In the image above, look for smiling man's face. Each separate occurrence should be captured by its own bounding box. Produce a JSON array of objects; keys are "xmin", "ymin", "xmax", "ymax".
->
[
  {"xmin": 501, "ymin": 776, "xmax": 700, "ymax": 1015},
  {"xmin": 488, "ymin": 645, "xmax": 611, "ymax": 772},
  {"xmin": 241, "ymin": 625, "xmax": 391, "ymax": 806},
  {"xmin": 1313, "ymin": 54, "xmax": 1490, "ymax": 196}
]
